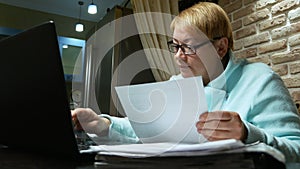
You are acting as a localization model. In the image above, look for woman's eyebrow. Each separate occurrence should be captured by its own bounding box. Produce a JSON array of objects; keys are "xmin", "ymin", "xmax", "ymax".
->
[{"xmin": 172, "ymin": 38, "xmax": 194, "ymax": 45}]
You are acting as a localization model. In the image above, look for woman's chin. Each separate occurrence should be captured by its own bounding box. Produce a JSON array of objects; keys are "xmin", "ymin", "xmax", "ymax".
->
[
  {"xmin": 180, "ymin": 70, "xmax": 194, "ymax": 78},
  {"xmin": 180, "ymin": 67, "xmax": 201, "ymax": 78}
]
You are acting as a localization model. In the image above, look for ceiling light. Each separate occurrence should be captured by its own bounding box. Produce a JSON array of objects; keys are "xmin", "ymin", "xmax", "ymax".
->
[
  {"xmin": 75, "ymin": 1, "xmax": 84, "ymax": 32},
  {"xmin": 75, "ymin": 23, "xmax": 84, "ymax": 32},
  {"xmin": 62, "ymin": 44, "xmax": 69, "ymax": 49},
  {"xmin": 88, "ymin": 0, "xmax": 98, "ymax": 14}
]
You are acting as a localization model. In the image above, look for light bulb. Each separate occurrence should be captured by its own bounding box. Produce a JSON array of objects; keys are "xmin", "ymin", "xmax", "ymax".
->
[
  {"xmin": 88, "ymin": 3, "xmax": 97, "ymax": 14},
  {"xmin": 75, "ymin": 23, "xmax": 84, "ymax": 32}
]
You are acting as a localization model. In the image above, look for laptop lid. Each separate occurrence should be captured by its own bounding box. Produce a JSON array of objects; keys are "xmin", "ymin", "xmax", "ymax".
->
[{"xmin": 0, "ymin": 22, "xmax": 87, "ymax": 160}]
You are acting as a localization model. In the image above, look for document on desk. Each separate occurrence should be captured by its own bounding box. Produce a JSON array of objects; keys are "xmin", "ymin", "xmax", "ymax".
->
[
  {"xmin": 115, "ymin": 76, "xmax": 208, "ymax": 144},
  {"xmin": 92, "ymin": 140, "xmax": 286, "ymax": 167},
  {"xmin": 89, "ymin": 139, "xmax": 245, "ymax": 158}
]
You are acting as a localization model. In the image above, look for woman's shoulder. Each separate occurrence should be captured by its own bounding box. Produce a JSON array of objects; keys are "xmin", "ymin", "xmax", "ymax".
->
[
  {"xmin": 237, "ymin": 59, "xmax": 275, "ymax": 76},
  {"xmin": 235, "ymin": 59, "xmax": 285, "ymax": 88},
  {"xmin": 228, "ymin": 58, "xmax": 280, "ymax": 87}
]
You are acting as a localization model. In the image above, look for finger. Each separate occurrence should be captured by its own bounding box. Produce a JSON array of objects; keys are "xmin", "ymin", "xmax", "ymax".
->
[
  {"xmin": 74, "ymin": 109, "xmax": 92, "ymax": 121},
  {"xmin": 71, "ymin": 108, "xmax": 84, "ymax": 118},
  {"xmin": 71, "ymin": 111, "xmax": 83, "ymax": 129},
  {"xmin": 197, "ymin": 113, "xmax": 243, "ymax": 131},
  {"xmin": 198, "ymin": 128, "xmax": 232, "ymax": 141},
  {"xmin": 196, "ymin": 120, "xmax": 231, "ymax": 131},
  {"xmin": 71, "ymin": 110, "xmax": 76, "ymax": 117},
  {"xmin": 201, "ymin": 111, "xmax": 232, "ymax": 121},
  {"xmin": 199, "ymin": 111, "xmax": 232, "ymax": 122},
  {"xmin": 73, "ymin": 118, "xmax": 83, "ymax": 131},
  {"xmin": 199, "ymin": 128, "xmax": 244, "ymax": 141},
  {"xmin": 197, "ymin": 121, "xmax": 245, "ymax": 141},
  {"xmin": 72, "ymin": 116, "xmax": 79, "ymax": 126},
  {"xmin": 74, "ymin": 124, "xmax": 83, "ymax": 131}
]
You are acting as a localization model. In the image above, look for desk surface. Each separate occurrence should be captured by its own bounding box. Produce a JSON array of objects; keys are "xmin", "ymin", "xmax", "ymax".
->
[
  {"xmin": 0, "ymin": 148, "xmax": 93, "ymax": 169},
  {"xmin": 0, "ymin": 147, "xmax": 299, "ymax": 169}
]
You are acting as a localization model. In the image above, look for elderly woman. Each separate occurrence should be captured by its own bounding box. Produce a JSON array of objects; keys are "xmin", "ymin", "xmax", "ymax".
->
[{"xmin": 72, "ymin": 2, "xmax": 300, "ymax": 162}]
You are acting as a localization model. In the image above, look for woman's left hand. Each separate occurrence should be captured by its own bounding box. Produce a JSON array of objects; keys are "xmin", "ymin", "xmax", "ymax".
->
[{"xmin": 196, "ymin": 111, "xmax": 247, "ymax": 141}]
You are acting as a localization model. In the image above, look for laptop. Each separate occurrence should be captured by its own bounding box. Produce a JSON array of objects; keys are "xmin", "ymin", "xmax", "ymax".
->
[{"xmin": 0, "ymin": 21, "xmax": 95, "ymax": 161}]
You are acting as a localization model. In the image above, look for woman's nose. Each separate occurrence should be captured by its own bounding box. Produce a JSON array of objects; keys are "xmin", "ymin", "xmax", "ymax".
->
[{"xmin": 175, "ymin": 48, "xmax": 187, "ymax": 61}]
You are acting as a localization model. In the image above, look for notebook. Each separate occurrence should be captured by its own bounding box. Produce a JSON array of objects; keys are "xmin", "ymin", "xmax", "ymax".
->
[{"xmin": 0, "ymin": 21, "xmax": 95, "ymax": 161}]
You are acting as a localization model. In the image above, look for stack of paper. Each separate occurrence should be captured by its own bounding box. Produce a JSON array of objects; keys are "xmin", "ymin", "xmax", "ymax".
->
[
  {"xmin": 89, "ymin": 140, "xmax": 286, "ymax": 169},
  {"xmin": 83, "ymin": 139, "xmax": 243, "ymax": 157},
  {"xmin": 91, "ymin": 139, "xmax": 245, "ymax": 158}
]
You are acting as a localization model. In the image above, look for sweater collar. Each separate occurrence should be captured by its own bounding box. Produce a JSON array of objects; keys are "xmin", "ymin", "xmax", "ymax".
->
[{"xmin": 206, "ymin": 51, "xmax": 241, "ymax": 92}]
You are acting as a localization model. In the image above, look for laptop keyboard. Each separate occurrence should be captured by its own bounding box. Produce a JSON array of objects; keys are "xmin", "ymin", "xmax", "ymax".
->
[{"xmin": 74, "ymin": 131, "xmax": 96, "ymax": 151}]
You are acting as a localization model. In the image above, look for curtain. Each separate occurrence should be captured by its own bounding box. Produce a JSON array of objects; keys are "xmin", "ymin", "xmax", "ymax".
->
[{"xmin": 130, "ymin": 0, "xmax": 179, "ymax": 81}]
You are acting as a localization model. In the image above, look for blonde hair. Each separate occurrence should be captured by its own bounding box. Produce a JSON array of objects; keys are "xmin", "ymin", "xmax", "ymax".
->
[{"xmin": 170, "ymin": 2, "xmax": 233, "ymax": 50}]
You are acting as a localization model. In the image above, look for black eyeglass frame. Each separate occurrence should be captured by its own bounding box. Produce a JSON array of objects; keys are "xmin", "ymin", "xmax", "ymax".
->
[{"xmin": 167, "ymin": 37, "xmax": 222, "ymax": 55}]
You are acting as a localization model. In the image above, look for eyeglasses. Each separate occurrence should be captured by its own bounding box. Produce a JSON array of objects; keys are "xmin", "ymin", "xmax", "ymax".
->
[{"xmin": 167, "ymin": 37, "xmax": 221, "ymax": 55}]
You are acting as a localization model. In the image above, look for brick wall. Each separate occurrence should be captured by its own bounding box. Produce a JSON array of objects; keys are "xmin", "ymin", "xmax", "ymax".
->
[{"xmin": 218, "ymin": 0, "xmax": 300, "ymax": 107}]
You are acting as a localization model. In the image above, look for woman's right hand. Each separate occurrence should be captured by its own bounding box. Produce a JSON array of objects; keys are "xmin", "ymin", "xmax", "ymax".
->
[{"xmin": 71, "ymin": 108, "xmax": 111, "ymax": 136}]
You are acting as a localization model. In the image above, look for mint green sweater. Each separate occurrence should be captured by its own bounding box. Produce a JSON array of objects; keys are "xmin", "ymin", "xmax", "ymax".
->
[{"xmin": 101, "ymin": 55, "xmax": 300, "ymax": 162}]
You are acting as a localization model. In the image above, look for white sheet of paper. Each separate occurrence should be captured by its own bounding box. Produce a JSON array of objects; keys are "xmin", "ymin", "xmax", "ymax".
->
[
  {"xmin": 85, "ymin": 140, "xmax": 284, "ymax": 164},
  {"xmin": 82, "ymin": 139, "xmax": 245, "ymax": 157},
  {"xmin": 115, "ymin": 76, "xmax": 208, "ymax": 144}
]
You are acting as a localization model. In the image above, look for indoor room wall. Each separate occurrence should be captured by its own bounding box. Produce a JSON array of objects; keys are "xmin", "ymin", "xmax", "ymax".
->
[
  {"xmin": 219, "ymin": 0, "xmax": 300, "ymax": 108},
  {"xmin": 0, "ymin": 3, "xmax": 96, "ymax": 40}
]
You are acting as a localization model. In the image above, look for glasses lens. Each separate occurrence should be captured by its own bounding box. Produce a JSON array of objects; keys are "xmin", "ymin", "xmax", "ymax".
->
[
  {"xmin": 182, "ymin": 45, "xmax": 195, "ymax": 55},
  {"xmin": 168, "ymin": 43, "xmax": 178, "ymax": 53},
  {"xmin": 167, "ymin": 41, "xmax": 196, "ymax": 55}
]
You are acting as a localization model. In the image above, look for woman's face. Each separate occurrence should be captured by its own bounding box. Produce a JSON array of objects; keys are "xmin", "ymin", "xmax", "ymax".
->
[{"xmin": 172, "ymin": 25, "xmax": 224, "ymax": 85}]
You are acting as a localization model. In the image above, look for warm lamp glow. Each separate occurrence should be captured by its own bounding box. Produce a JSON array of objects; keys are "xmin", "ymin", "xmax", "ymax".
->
[
  {"xmin": 62, "ymin": 44, "xmax": 68, "ymax": 48},
  {"xmin": 75, "ymin": 1, "xmax": 84, "ymax": 32},
  {"xmin": 75, "ymin": 23, "xmax": 84, "ymax": 32},
  {"xmin": 88, "ymin": 3, "xmax": 97, "ymax": 14}
]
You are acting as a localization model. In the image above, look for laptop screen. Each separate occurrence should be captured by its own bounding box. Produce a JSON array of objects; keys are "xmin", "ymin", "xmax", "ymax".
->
[{"xmin": 0, "ymin": 22, "xmax": 80, "ymax": 159}]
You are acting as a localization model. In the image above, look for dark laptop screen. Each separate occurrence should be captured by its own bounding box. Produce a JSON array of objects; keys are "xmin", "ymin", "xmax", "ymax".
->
[{"xmin": 0, "ymin": 22, "xmax": 80, "ymax": 159}]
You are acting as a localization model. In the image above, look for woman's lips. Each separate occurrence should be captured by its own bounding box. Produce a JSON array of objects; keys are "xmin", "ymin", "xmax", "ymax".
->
[{"xmin": 178, "ymin": 64, "xmax": 190, "ymax": 69}]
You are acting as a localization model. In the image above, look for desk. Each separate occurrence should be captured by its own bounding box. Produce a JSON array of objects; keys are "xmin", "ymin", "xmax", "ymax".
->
[
  {"xmin": 0, "ymin": 147, "xmax": 299, "ymax": 169},
  {"xmin": 0, "ymin": 147, "xmax": 92, "ymax": 169}
]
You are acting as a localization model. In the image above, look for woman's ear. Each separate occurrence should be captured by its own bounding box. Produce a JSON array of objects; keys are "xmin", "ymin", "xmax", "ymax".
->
[{"xmin": 215, "ymin": 37, "xmax": 229, "ymax": 60}]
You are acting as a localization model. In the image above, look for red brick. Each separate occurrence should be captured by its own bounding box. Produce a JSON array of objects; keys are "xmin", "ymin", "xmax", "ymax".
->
[
  {"xmin": 232, "ymin": 19, "xmax": 242, "ymax": 31},
  {"xmin": 271, "ymin": 0, "xmax": 298, "ymax": 14},
  {"xmin": 292, "ymin": 91, "xmax": 300, "ymax": 101},
  {"xmin": 244, "ymin": 0, "xmax": 257, "ymax": 6},
  {"xmin": 219, "ymin": 0, "xmax": 231, "ymax": 7},
  {"xmin": 234, "ymin": 25, "xmax": 256, "ymax": 40},
  {"xmin": 233, "ymin": 39, "xmax": 243, "ymax": 51},
  {"xmin": 290, "ymin": 62, "xmax": 300, "ymax": 74},
  {"xmin": 288, "ymin": 7, "xmax": 300, "ymax": 21},
  {"xmin": 223, "ymin": 0, "xmax": 243, "ymax": 14},
  {"xmin": 289, "ymin": 34, "xmax": 300, "ymax": 47},
  {"xmin": 271, "ymin": 48, "xmax": 300, "ymax": 64},
  {"xmin": 283, "ymin": 75, "xmax": 300, "ymax": 88},
  {"xmin": 244, "ymin": 32, "xmax": 270, "ymax": 47},
  {"xmin": 258, "ymin": 39, "xmax": 287, "ymax": 54},
  {"xmin": 259, "ymin": 14, "xmax": 286, "ymax": 31},
  {"xmin": 271, "ymin": 64, "xmax": 288, "ymax": 76},
  {"xmin": 234, "ymin": 47, "xmax": 257, "ymax": 58},
  {"xmin": 243, "ymin": 8, "xmax": 269, "ymax": 25},
  {"xmin": 248, "ymin": 55, "xmax": 270, "ymax": 65},
  {"xmin": 256, "ymin": 0, "xmax": 277, "ymax": 9},
  {"xmin": 233, "ymin": 4, "xmax": 255, "ymax": 20}
]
